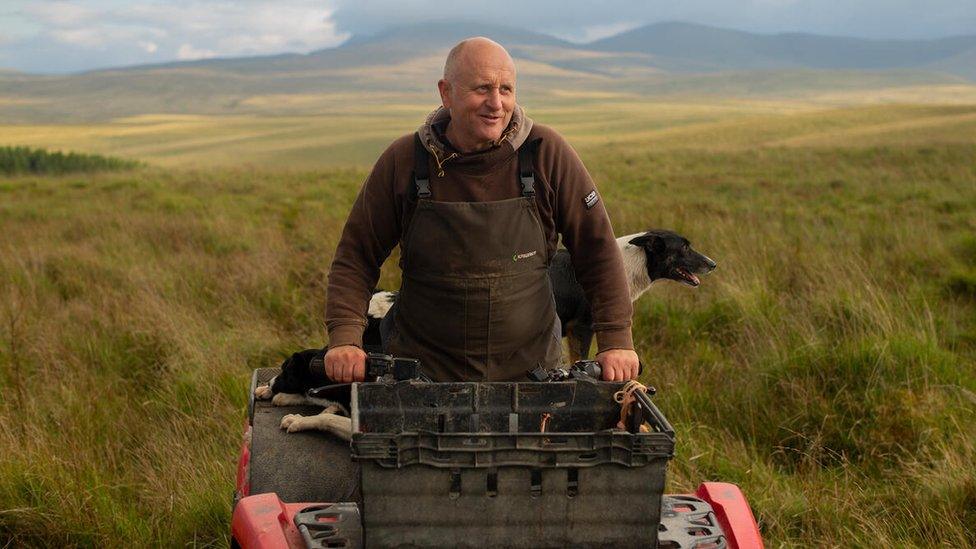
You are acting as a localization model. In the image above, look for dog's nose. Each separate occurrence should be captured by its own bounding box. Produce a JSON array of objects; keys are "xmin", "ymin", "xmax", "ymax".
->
[{"xmin": 704, "ymin": 256, "xmax": 717, "ymax": 271}]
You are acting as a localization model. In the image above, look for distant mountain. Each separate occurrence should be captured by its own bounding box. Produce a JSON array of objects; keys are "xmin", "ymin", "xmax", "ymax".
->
[
  {"xmin": 925, "ymin": 46, "xmax": 976, "ymax": 81},
  {"xmin": 10, "ymin": 20, "xmax": 976, "ymax": 80},
  {"xmin": 112, "ymin": 20, "xmax": 575, "ymax": 75},
  {"xmin": 75, "ymin": 20, "xmax": 975, "ymax": 84},
  {"xmin": 1, "ymin": 20, "xmax": 973, "ymax": 123},
  {"xmin": 589, "ymin": 21, "xmax": 976, "ymax": 78},
  {"xmin": 339, "ymin": 20, "xmax": 572, "ymax": 50}
]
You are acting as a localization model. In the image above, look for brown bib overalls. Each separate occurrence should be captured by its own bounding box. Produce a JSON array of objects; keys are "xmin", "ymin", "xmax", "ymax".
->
[{"xmin": 385, "ymin": 135, "xmax": 562, "ymax": 381}]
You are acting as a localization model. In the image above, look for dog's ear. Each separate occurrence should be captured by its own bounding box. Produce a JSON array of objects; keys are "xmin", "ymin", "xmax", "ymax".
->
[
  {"xmin": 629, "ymin": 233, "xmax": 666, "ymax": 255},
  {"xmin": 628, "ymin": 233, "xmax": 651, "ymax": 247}
]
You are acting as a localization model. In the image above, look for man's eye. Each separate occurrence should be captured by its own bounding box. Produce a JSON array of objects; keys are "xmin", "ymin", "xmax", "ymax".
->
[{"xmin": 477, "ymin": 85, "xmax": 489, "ymax": 92}]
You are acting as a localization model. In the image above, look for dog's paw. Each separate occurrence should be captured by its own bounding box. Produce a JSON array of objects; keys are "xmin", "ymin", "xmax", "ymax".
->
[
  {"xmin": 254, "ymin": 384, "xmax": 273, "ymax": 400},
  {"xmin": 322, "ymin": 403, "xmax": 348, "ymax": 416},
  {"xmin": 271, "ymin": 392, "xmax": 307, "ymax": 407},
  {"xmin": 307, "ymin": 396, "xmax": 350, "ymax": 417},
  {"xmin": 280, "ymin": 413, "xmax": 305, "ymax": 432},
  {"xmin": 280, "ymin": 412, "xmax": 352, "ymax": 439}
]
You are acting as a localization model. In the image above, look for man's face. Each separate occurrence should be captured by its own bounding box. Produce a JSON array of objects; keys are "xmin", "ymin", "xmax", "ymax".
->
[{"xmin": 438, "ymin": 45, "xmax": 516, "ymax": 151}]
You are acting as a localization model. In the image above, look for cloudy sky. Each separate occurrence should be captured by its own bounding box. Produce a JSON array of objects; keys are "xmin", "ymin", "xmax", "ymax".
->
[{"xmin": 2, "ymin": 0, "xmax": 974, "ymax": 74}]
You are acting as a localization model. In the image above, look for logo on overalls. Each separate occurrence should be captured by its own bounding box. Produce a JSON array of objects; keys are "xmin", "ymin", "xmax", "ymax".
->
[{"xmin": 513, "ymin": 250, "xmax": 538, "ymax": 262}]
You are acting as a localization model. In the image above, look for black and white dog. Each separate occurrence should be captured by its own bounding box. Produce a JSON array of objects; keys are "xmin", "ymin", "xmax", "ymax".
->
[
  {"xmin": 253, "ymin": 287, "xmax": 397, "ymax": 437},
  {"xmin": 253, "ymin": 349, "xmax": 352, "ymax": 440},
  {"xmin": 365, "ymin": 230, "xmax": 716, "ymax": 358},
  {"xmin": 551, "ymin": 230, "xmax": 716, "ymax": 361},
  {"xmin": 255, "ymin": 229, "xmax": 715, "ymax": 437}
]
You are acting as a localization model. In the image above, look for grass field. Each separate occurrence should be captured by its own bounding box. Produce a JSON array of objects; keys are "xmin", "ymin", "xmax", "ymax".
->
[
  {"xmin": 1, "ymin": 93, "xmax": 975, "ymax": 547},
  {"xmin": 2, "ymin": 84, "xmax": 976, "ymax": 168}
]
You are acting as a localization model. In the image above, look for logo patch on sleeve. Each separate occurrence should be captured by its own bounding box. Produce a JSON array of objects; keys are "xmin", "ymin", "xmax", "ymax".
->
[{"xmin": 583, "ymin": 189, "xmax": 600, "ymax": 209}]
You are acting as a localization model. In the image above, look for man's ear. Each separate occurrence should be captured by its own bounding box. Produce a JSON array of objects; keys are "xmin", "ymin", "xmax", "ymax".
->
[{"xmin": 437, "ymin": 79, "xmax": 452, "ymax": 109}]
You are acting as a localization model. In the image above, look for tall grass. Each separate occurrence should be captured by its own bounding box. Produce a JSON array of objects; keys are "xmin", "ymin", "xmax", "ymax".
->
[{"xmin": 0, "ymin": 139, "xmax": 974, "ymax": 545}]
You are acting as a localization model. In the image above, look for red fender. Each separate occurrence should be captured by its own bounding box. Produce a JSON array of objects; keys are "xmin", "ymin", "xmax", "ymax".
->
[
  {"xmin": 231, "ymin": 493, "xmax": 313, "ymax": 549},
  {"xmin": 235, "ymin": 424, "xmax": 251, "ymax": 499},
  {"xmin": 695, "ymin": 482, "xmax": 764, "ymax": 549}
]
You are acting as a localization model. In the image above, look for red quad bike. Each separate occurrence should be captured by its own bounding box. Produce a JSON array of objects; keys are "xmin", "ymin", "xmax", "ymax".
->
[{"xmin": 232, "ymin": 355, "xmax": 764, "ymax": 548}]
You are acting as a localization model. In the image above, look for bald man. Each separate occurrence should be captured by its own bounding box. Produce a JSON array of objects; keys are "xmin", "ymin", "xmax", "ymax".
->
[{"xmin": 324, "ymin": 37, "xmax": 638, "ymax": 383}]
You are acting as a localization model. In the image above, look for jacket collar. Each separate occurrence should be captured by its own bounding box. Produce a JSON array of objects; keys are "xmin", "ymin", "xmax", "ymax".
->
[{"xmin": 417, "ymin": 104, "xmax": 534, "ymax": 159}]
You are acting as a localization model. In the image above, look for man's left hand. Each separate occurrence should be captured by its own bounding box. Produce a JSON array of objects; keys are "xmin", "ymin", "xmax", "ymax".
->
[{"xmin": 595, "ymin": 349, "xmax": 640, "ymax": 381}]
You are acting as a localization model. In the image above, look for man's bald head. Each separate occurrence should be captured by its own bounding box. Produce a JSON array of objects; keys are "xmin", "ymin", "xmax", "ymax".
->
[
  {"xmin": 437, "ymin": 37, "xmax": 518, "ymax": 153},
  {"xmin": 443, "ymin": 37, "xmax": 516, "ymax": 82}
]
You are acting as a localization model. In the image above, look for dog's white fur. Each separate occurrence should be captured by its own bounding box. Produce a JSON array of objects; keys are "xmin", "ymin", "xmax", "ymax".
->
[
  {"xmin": 270, "ymin": 392, "xmax": 308, "ymax": 406},
  {"xmin": 280, "ymin": 405, "xmax": 352, "ymax": 441},
  {"xmin": 368, "ymin": 291, "xmax": 396, "ymax": 319},
  {"xmin": 254, "ymin": 384, "xmax": 273, "ymax": 399},
  {"xmin": 254, "ymin": 382, "xmax": 353, "ymax": 440},
  {"xmin": 617, "ymin": 232, "xmax": 659, "ymax": 302}
]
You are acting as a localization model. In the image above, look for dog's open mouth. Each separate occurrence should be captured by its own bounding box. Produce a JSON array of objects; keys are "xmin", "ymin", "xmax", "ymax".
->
[{"xmin": 674, "ymin": 267, "xmax": 701, "ymax": 287}]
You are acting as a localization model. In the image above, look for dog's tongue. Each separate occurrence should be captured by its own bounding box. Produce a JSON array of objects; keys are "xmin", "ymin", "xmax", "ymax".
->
[{"xmin": 677, "ymin": 267, "xmax": 700, "ymax": 286}]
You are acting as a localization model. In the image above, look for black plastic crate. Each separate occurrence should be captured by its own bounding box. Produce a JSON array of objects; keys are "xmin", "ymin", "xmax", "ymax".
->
[{"xmin": 351, "ymin": 380, "xmax": 675, "ymax": 548}]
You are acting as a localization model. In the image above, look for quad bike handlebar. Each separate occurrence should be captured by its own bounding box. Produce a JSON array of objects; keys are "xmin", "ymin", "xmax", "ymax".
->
[
  {"xmin": 307, "ymin": 351, "xmax": 429, "ymax": 383},
  {"xmin": 309, "ymin": 349, "xmax": 636, "ymax": 385}
]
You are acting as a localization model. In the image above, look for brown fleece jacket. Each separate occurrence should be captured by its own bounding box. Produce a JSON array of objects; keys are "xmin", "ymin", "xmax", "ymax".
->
[{"xmin": 326, "ymin": 106, "xmax": 634, "ymax": 353}]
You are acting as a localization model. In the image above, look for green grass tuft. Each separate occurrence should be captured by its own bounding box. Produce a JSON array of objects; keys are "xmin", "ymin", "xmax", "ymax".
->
[{"xmin": 946, "ymin": 270, "xmax": 976, "ymax": 299}]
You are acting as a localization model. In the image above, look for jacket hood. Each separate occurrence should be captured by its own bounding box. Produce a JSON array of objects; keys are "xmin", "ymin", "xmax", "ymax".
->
[{"xmin": 417, "ymin": 104, "xmax": 534, "ymax": 158}]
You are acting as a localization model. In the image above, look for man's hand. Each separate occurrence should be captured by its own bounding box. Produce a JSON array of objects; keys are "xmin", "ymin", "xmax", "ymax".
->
[
  {"xmin": 596, "ymin": 349, "xmax": 640, "ymax": 381},
  {"xmin": 324, "ymin": 345, "xmax": 367, "ymax": 383}
]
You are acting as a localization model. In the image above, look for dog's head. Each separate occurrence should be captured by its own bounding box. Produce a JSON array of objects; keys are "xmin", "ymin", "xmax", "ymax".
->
[{"xmin": 628, "ymin": 230, "xmax": 716, "ymax": 287}]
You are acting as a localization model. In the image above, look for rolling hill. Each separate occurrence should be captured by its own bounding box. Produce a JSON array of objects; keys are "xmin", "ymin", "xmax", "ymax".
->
[
  {"xmin": 0, "ymin": 21, "xmax": 973, "ymax": 123},
  {"xmin": 81, "ymin": 20, "xmax": 976, "ymax": 80},
  {"xmin": 590, "ymin": 22, "xmax": 976, "ymax": 79}
]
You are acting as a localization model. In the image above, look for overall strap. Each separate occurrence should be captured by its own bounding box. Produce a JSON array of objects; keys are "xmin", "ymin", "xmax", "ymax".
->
[
  {"xmin": 517, "ymin": 138, "xmax": 541, "ymax": 198},
  {"xmin": 413, "ymin": 133, "xmax": 431, "ymax": 199}
]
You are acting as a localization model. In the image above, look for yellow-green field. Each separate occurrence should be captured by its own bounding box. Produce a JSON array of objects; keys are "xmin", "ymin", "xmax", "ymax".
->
[
  {"xmin": 2, "ymin": 85, "xmax": 976, "ymax": 168},
  {"xmin": 1, "ymin": 90, "xmax": 975, "ymax": 547}
]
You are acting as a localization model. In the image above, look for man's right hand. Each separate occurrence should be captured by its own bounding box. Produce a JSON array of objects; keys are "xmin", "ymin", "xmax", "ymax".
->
[{"xmin": 324, "ymin": 345, "xmax": 367, "ymax": 383}]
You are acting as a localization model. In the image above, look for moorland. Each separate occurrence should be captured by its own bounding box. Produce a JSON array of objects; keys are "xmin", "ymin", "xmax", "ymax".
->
[{"xmin": 1, "ymin": 24, "xmax": 975, "ymax": 546}]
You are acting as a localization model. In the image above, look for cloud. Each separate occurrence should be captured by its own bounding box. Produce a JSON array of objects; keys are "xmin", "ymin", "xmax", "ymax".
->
[
  {"xmin": 2, "ymin": 0, "xmax": 974, "ymax": 73},
  {"xmin": 113, "ymin": 2, "xmax": 350, "ymax": 56},
  {"xmin": 751, "ymin": 0, "xmax": 800, "ymax": 6},
  {"xmin": 575, "ymin": 22, "xmax": 645, "ymax": 44},
  {"xmin": 3, "ymin": 0, "xmax": 350, "ymax": 72},
  {"xmin": 48, "ymin": 23, "xmax": 166, "ymax": 50},
  {"xmin": 177, "ymin": 43, "xmax": 216, "ymax": 60},
  {"xmin": 22, "ymin": 1, "xmax": 97, "ymax": 27},
  {"xmin": 49, "ymin": 27, "xmax": 107, "ymax": 48},
  {"xmin": 136, "ymin": 1, "xmax": 349, "ymax": 53}
]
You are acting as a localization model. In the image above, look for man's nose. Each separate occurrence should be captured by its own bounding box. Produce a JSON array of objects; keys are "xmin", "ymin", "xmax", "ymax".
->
[{"xmin": 486, "ymin": 88, "xmax": 503, "ymax": 110}]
